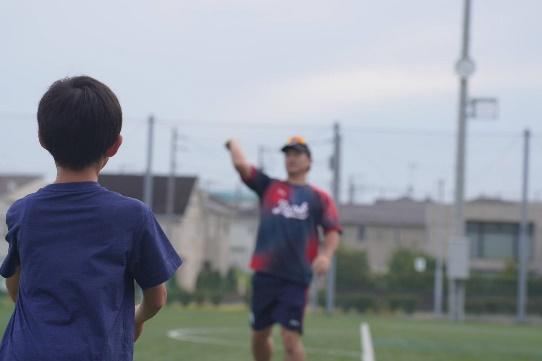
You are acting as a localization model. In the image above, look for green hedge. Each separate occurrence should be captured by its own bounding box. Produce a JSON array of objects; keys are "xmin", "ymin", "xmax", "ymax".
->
[
  {"xmin": 319, "ymin": 292, "xmax": 421, "ymax": 314},
  {"xmin": 166, "ymin": 264, "xmax": 244, "ymax": 306},
  {"xmin": 330, "ymin": 247, "xmax": 542, "ymax": 315}
]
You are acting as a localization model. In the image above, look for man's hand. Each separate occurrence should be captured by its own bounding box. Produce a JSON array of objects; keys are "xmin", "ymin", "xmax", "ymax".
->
[
  {"xmin": 225, "ymin": 138, "xmax": 241, "ymax": 151},
  {"xmin": 312, "ymin": 254, "xmax": 332, "ymax": 276},
  {"xmin": 313, "ymin": 230, "xmax": 340, "ymax": 276},
  {"xmin": 225, "ymin": 138, "xmax": 252, "ymax": 179}
]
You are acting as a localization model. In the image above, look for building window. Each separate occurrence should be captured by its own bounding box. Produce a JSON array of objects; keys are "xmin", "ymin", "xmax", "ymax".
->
[
  {"xmin": 467, "ymin": 221, "xmax": 534, "ymax": 260},
  {"xmin": 357, "ymin": 225, "xmax": 366, "ymax": 242}
]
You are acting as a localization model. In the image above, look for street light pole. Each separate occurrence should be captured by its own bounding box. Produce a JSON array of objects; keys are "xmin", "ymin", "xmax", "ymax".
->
[
  {"xmin": 434, "ymin": 179, "xmax": 445, "ymax": 316},
  {"xmin": 450, "ymin": 0, "xmax": 475, "ymax": 322}
]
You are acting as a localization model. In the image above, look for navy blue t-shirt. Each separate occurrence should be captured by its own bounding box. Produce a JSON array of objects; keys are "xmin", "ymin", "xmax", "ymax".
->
[{"xmin": 0, "ymin": 182, "xmax": 182, "ymax": 361}]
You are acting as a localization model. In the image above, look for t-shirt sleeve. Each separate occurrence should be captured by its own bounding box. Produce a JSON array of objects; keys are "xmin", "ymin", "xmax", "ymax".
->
[
  {"xmin": 241, "ymin": 166, "xmax": 273, "ymax": 198},
  {"xmin": 318, "ymin": 191, "xmax": 343, "ymax": 234},
  {"xmin": 131, "ymin": 205, "xmax": 183, "ymax": 289},
  {"xmin": 0, "ymin": 200, "xmax": 24, "ymax": 278}
]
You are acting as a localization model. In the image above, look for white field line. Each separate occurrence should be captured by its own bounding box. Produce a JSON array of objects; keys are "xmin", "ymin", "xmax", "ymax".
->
[
  {"xmin": 167, "ymin": 327, "xmax": 360, "ymax": 359},
  {"xmin": 360, "ymin": 323, "xmax": 375, "ymax": 361}
]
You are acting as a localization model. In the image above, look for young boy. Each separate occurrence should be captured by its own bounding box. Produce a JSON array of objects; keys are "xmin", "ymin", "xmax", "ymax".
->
[{"xmin": 0, "ymin": 76, "xmax": 182, "ymax": 361}]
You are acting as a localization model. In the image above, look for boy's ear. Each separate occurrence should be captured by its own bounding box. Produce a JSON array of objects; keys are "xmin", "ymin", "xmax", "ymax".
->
[{"xmin": 105, "ymin": 135, "xmax": 123, "ymax": 157}]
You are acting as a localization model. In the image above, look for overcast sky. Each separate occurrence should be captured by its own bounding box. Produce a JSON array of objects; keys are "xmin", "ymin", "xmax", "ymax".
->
[{"xmin": 1, "ymin": 0, "xmax": 542, "ymax": 203}]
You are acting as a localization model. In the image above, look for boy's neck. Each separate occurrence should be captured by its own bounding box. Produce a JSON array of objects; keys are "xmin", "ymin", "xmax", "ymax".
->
[{"xmin": 55, "ymin": 165, "xmax": 100, "ymax": 184}]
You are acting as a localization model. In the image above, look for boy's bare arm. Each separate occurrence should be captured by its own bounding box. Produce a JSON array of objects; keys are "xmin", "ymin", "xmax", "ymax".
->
[
  {"xmin": 134, "ymin": 283, "xmax": 167, "ymax": 341},
  {"xmin": 6, "ymin": 266, "xmax": 20, "ymax": 302},
  {"xmin": 225, "ymin": 139, "xmax": 252, "ymax": 179}
]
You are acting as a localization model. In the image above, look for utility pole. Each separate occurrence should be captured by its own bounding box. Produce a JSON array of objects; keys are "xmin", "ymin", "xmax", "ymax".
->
[
  {"xmin": 348, "ymin": 176, "xmax": 355, "ymax": 204},
  {"xmin": 166, "ymin": 127, "xmax": 180, "ymax": 240},
  {"xmin": 166, "ymin": 127, "xmax": 178, "ymax": 234},
  {"xmin": 434, "ymin": 179, "xmax": 445, "ymax": 316},
  {"xmin": 406, "ymin": 162, "xmax": 418, "ymax": 198},
  {"xmin": 449, "ymin": 0, "xmax": 475, "ymax": 322},
  {"xmin": 517, "ymin": 129, "xmax": 531, "ymax": 323},
  {"xmin": 326, "ymin": 122, "xmax": 341, "ymax": 314},
  {"xmin": 143, "ymin": 115, "xmax": 155, "ymax": 208},
  {"xmin": 258, "ymin": 145, "xmax": 266, "ymax": 171},
  {"xmin": 234, "ymin": 184, "xmax": 242, "ymax": 211},
  {"xmin": 348, "ymin": 175, "xmax": 365, "ymax": 204}
]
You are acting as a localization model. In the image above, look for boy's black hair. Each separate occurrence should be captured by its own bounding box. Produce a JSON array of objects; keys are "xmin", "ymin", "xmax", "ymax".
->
[{"xmin": 38, "ymin": 76, "xmax": 122, "ymax": 170}]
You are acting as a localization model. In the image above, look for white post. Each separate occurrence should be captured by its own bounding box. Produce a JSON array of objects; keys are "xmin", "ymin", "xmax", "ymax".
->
[
  {"xmin": 143, "ymin": 114, "xmax": 155, "ymax": 208},
  {"xmin": 517, "ymin": 129, "xmax": 531, "ymax": 323},
  {"xmin": 327, "ymin": 122, "xmax": 341, "ymax": 314}
]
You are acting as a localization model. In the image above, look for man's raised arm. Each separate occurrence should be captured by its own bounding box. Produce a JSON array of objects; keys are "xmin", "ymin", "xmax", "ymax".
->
[{"xmin": 225, "ymin": 139, "xmax": 252, "ymax": 179}]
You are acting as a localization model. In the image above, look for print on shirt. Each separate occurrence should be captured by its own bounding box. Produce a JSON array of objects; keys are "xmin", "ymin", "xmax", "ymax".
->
[{"xmin": 271, "ymin": 200, "xmax": 309, "ymax": 220}]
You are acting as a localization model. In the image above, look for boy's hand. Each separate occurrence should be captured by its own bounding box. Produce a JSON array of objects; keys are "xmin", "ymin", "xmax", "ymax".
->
[
  {"xmin": 312, "ymin": 254, "xmax": 331, "ymax": 276},
  {"xmin": 6, "ymin": 266, "xmax": 20, "ymax": 303},
  {"xmin": 134, "ymin": 285, "xmax": 167, "ymax": 342},
  {"xmin": 134, "ymin": 320, "xmax": 144, "ymax": 342},
  {"xmin": 134, "ymin": 304, "xmax": 145, "ymax": 342}
]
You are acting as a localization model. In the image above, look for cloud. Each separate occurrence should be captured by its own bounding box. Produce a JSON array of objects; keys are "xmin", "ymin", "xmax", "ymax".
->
[
  {"xmin": 474, "ymin": 65, "xmax": 542, "ymax": 92},
  {"xmin": 213, "ymin": 61, "xmax": 542, "ymax": 123},
  {"xmin": 221, "ymin": 66, "xmax": 454, "ymax": 122}
]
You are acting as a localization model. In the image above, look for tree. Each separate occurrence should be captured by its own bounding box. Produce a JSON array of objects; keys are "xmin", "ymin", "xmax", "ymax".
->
[
  {"xmin": 336, "ymin": 247, "xmax": 370, "ymax": 291},
  {"xmin": 386, "ymin": 249, "xmax": 435, "ymax": 292}
]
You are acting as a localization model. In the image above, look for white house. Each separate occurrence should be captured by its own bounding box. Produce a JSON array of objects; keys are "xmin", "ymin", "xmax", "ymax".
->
[{"xmin": 99, "ymin": 173, "xmax": 236, "ymax": 291}]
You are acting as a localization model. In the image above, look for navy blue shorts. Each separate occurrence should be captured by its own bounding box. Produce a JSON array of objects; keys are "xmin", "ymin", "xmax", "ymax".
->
[{"xmin": 250, "ymin": 273, "xmax": 308, "ymax": 334}]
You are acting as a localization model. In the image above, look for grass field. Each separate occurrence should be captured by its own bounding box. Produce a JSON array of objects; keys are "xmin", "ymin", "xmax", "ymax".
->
[
  {"xmin": 0, "ymin": 300, "xmax": 539, "ymax": 360},
  {"xmin": 136, "ymin": 305, "xmax": 540, "ymax": 361}
]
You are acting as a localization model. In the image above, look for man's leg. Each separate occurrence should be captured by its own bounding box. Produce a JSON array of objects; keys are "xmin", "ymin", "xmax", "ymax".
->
[
  {"xmin": 252, "ymin": 326, "xmax": 273, "ymax": 361},
  {"xmin": 280, "ymin": 327, "xmax": 305, "ymax": 361}
]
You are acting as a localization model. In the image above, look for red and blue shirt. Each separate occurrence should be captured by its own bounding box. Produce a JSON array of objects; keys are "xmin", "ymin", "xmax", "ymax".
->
[{"xmin": 242, "ymin": 167, "xmax": 341, "ymax": 285}]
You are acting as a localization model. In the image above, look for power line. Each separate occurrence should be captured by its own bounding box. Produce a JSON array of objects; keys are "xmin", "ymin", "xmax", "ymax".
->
[
  {"xmin": 345, "ymin": 126, "xmax": 522, "ymax": 138},
  {"xmin": 156, "ymin": 118, "xmax": 526, "ymax": 138},
  {"xmin": 0, "ymin": 111, "xmax": 527, "ymax": 138}
]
